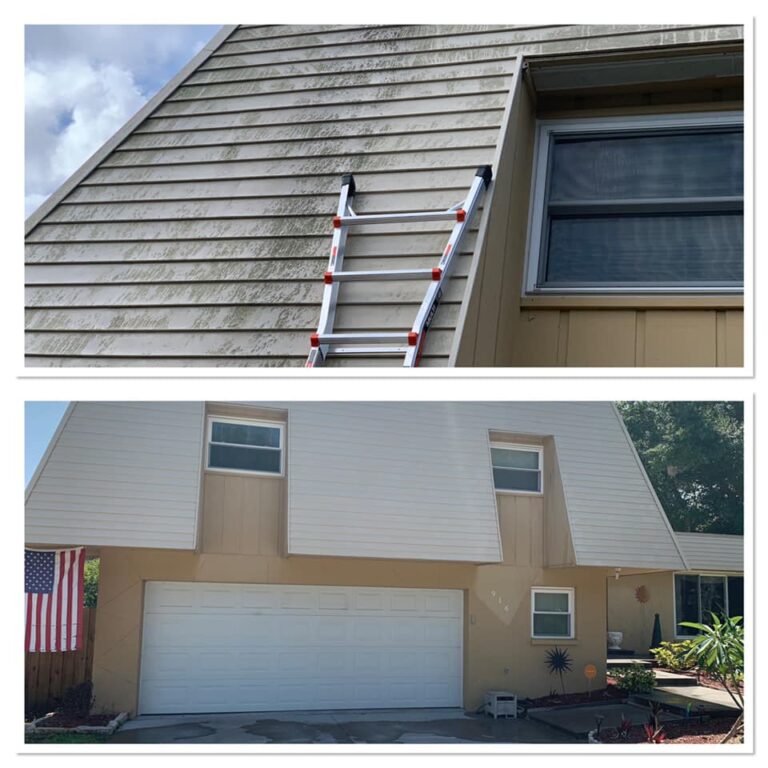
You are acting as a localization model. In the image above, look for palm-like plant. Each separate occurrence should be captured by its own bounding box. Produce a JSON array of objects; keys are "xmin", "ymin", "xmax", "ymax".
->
[
  {"xmin": 544, "ymin": 646, "xmax": 573, "ymax": 695},
  {"xmin": 680, "ymin": 613, "xmax": 744, "ymax": 742}
]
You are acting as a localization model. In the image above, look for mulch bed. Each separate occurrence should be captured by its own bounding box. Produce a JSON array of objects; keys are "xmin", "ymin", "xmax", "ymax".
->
[
  {"xmin": 597, "ymin": 715, "xmax": 741, "ymax": 744},
  {"xmin": 526, "ymin": 685, "xmax": 626, "ymax": 708},
  {"xmin": 36, "ymin": 713, "xmax": 116, "ymax": 728}
]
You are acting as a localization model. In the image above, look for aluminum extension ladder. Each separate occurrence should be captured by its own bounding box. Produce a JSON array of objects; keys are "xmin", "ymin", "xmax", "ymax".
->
[{"xmin": 306, "ymin": 165, "xmax": 493, "ymax": 367}]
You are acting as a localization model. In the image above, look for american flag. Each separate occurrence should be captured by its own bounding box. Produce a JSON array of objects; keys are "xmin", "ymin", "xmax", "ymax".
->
[{"xmin": 25, "ymin": 548, "xmax": 85, "ymax": 653}]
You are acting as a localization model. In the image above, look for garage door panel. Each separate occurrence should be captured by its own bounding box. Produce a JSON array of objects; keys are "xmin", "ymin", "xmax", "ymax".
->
[{"xmin": 139, "ymin": 582, "xmax": 463, "ymax": 714}]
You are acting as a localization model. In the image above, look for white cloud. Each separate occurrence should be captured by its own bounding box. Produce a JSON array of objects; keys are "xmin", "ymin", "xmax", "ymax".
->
[
  {"xmin": 25, "ymin": 59, "xmax": 146, "ymax": 217},
  {"xmin": 24, "ymin": 25, "xmax": 221, "ymax": 219}
]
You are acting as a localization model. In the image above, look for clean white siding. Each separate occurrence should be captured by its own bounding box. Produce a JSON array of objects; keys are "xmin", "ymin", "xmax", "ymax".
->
[
  {"xmin": 25, "ymin": 402, "xmax": 204, "ymax": 549},
  {"xmin": 281, "ymin": 401, "xmax": 686, "ymax": 568},
  {"xmin": 676, "ymin": 533, "xmax": 743, "ymax": 572}
]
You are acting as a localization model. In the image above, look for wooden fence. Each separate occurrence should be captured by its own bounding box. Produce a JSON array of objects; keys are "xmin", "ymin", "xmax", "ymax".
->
[{"xmin": 25, "ymin": 607, "xmax": 96, "ymax": 716}]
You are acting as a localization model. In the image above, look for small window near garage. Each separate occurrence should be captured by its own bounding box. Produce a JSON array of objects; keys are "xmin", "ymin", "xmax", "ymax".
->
[
  {"xmin": 206, "ymin": 417, "xmax": 284, "ymax": 476},
  {"xmin": 531, "ymin": 587, "xmax": 574, "ymax": 639},
  {"xmin": 674, "ymin": 573, "xmax": 743, "ymax": 636},
  {"xmin": 525, "ymin": 112, "xmax": 743, "ymax": 294},
  {"xmin": 490, "ymin": 443, "xmax": 543, "ymax": 494}
]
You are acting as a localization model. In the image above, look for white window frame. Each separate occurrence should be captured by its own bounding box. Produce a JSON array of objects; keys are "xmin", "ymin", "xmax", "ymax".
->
[
  {"xmin": 206, "ymin": 416, "xmax": 285, "ymax": 477},
  {"xmin": 531, "ymin": 587, "xmax": 575, "ymax": 640},
  {"xmin": 490, "ymin": 442, "xmax": 544, "ymax": 495},
  {"xmin": 672, "ymin": 571, "xmax": 743, "ymax": 639},
  {"xmin": 523, "ymin": 111, "xmax": 744, "ymax": 296}
]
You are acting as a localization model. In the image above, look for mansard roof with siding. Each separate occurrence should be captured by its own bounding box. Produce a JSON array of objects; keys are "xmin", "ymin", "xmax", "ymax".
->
[{"xmin": 25, "ymin": 24, "xmax": 744, "ymax": 367}]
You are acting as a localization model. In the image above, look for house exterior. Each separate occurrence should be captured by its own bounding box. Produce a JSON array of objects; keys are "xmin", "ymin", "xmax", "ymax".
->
[
  {"xmin": 25, "ymin": 24, "xmax": 744, "ymax": 368},
  {"xmin": 26, "ymin": 400, "xmax": 693, "ymax": 716},
  {"xmin": 607, "ymin": 532, "xmax": 744, "ymax": 654}
]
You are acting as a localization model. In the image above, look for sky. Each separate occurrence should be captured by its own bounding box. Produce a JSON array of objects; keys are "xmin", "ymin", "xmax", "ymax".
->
[
  {"xmin": 25, "ymin": 402, "xmax": 70, "ymax": 486},
  {"xmin": 24, "ymin": 25, "xmax": 222, "ymax": 218}
]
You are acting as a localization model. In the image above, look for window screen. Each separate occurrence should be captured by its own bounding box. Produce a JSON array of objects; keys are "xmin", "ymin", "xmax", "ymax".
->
[
  {"xmin": 535, "ymin": 124, "xmax": 744, "ymax": 290},
  {"xmin": 532, "ymin": 589, "xmax": 573, "ymax": 638},
  {"xmin": 207, "ymin": 418, "xmax": 283, "ymax": 475},
  {"xmin": 491, "ymin": 445, "xmax": 542, "ymax": 493}
]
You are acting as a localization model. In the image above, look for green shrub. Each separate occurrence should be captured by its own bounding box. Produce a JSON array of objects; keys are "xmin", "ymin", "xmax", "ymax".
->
[
  {"xmin": 650, "ymin": 640, "xmax": 698, "ymax": 671},
  {"xmin": 610, "ymin": 663, "xmax": 656, "ymax": 693}
]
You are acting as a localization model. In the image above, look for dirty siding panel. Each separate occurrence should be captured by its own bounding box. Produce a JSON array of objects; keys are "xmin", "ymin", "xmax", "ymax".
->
[
  {"xmin": 25, "ymin": 24, "xmax": 742, "ymax": 366},
  {"xmin": 675, "ymin": 533, "xmax": 743, "ymax": 572}
]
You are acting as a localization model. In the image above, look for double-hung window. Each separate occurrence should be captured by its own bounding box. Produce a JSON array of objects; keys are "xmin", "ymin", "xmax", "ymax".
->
[
  {"xmin": 531, "ymin": 587, "xmax": 574, "ymax": 639},
  {"xmin": 206, "ymin": 417, "xmax": 284, "ymax": 476},
  {"xmin": 526, "ymin": 112, "xmax": 743, "ymax": 293},
  {"xmin": 674, "ymin": 573, "xmax": 744, "ymax": 636},
  {"xmin": 490, "ymin": 443, "xmax": 543, "ymax": 494}
]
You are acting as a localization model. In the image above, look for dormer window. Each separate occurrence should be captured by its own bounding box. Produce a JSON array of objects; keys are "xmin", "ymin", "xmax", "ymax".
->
[
  {"xmin": 490, "ymin": 443, "xmax": 543, "ymax": 494},
  {"xmin": 206, "ymin": 417, "xmax": 284, "ymax": 476}
]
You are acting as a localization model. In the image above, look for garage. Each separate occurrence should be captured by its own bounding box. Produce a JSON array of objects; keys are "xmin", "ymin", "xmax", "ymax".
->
[{"xmin": 138, "ymin": 582, "xmax": 464, "ymax": 714}]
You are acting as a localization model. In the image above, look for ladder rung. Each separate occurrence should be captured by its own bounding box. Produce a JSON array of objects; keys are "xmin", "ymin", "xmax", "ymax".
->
[
  {"xmin": 335, "ymin": 210, "xmax": 465, "ymax": 227},
  {"xmin": 314, "ymin": 331, "xmax": 415, "ymax": 346},
  {"xmin": 327, "ymin": 268, "xmax": 439, "ymax": 283},
  {"xmin": 328, "ymin": 345, "xmax": 410, "ymax": 356}
]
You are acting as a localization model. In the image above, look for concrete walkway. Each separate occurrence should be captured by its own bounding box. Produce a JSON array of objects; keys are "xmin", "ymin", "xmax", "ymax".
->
[{"xmin": 109, "ymin": 708, "xmax": 579, "ymax": 744}]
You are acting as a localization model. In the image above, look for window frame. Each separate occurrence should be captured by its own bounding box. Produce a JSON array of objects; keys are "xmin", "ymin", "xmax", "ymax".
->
[
  {"xmin": 531, "ymin": 586, "xmax": 575, "ymax": 640},
  {"xmin": 205, "ymin": 416, "xmax": 285, "ymax": 477},
  {"xmin": 524, "ymin": 111, "xmax": 744, "ymax": 296},
  {"xmin": 672, "ymin": 571, "xmax": 743, "ymax": 639},
  {"xmin": 490, "ymin": 442, "xmax": 544, "ymax": 496}
]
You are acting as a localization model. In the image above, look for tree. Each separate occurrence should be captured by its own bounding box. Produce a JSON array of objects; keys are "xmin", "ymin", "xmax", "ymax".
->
[
  {"xmin": 616, "ymin": 402, "xmax": 743, "ymax": 534},
  {"xmin": 83, "ymin": 558, "xmax": 99, "ymax": 608}
]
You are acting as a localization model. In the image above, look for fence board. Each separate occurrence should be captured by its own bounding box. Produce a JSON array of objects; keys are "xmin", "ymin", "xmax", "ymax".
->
[{"xmin": 25, "ymin": 607, "xmax": 96, "ymax": 716}]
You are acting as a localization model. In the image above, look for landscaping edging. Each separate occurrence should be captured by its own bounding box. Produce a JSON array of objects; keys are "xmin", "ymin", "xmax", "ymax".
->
[{"xmin": 26, "ymin": 712, "xmax": 128, "ymax": 736}]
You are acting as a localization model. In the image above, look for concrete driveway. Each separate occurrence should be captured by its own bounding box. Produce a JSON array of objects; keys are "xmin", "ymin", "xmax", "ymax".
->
[{"xmin": 109, "ymin": 708, "xmax": 580, "ymax": 744}]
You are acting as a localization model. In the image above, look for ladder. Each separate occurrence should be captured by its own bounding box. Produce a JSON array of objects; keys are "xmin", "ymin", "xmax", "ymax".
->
[{"xmin": 306, "ymin": 165, "xmax": 493, "ymax": 367}]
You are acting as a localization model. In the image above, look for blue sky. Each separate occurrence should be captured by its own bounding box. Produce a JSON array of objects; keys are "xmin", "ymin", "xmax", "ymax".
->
[
  {"xmin": 25, "ymin": 402, "xmax": 70, "ymax": 485},
  {"xmin": 25, "ymin": 25, "xmax": 222, "ymax": 217}
]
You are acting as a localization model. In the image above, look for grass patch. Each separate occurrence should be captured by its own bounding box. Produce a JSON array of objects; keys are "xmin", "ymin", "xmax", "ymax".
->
[{"xmin": 25, "ymin": 731, "xmax": 108, "ymax": 744}]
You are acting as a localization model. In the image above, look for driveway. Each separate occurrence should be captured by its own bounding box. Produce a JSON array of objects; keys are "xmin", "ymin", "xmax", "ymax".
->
[{"xmin": 109, "ymin": 708, "xmax": 580, "ymax": 744}]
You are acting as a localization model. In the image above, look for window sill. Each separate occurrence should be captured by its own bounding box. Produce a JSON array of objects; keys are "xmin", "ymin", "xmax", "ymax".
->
[
  {"xmin": 531, "ymin": 638, "xmax": 579, "ymax": 646},
  {"xmin": 520, "ymin": 295, "xmax": 744, "ymax": 310}
]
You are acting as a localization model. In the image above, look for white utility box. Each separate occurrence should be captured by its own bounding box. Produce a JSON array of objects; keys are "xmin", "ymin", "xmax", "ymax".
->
[{"xmin": 484, "ymin": 690, "xmax": 518, "ymax": 719}]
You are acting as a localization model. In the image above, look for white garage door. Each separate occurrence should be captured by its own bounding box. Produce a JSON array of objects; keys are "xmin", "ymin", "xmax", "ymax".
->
[{"xmin": 138, "ymin": 582, "xmax": 463, "ymax": 714}]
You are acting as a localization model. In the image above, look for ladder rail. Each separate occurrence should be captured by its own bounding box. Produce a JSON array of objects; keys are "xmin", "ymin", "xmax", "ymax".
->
[
  {"xmin": 306, "ymin": 166, "xmax": 492, "ymax": 368},
  {"xmin": 404, "ymin": 168, "xmax": 490, "ymax": 367}
]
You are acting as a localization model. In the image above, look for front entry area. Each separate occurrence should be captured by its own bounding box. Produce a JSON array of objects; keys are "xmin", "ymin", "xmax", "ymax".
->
[{"xmin": 138, "ymin": 582, "xmax": 463, "ymax": 714}]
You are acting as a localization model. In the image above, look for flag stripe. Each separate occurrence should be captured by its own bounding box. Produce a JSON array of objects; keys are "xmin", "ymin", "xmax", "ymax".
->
[
  {"xmin": 34, "ymin": 594, "xmax": 41, "ymax": 653},
  {"xmin": 25, "ymin": 547, "xmax": 85, "ymax": 653},
  {"xmin": 75, "ymin": 549, "xmax": 85, "ymax": 652},
  {"xmin": 54, "ymin": 551, "xmax": 63, "ymax": 653},
  {"xmin": 25, "ymin": 594, "xmax": 32, "ymax": 652}
]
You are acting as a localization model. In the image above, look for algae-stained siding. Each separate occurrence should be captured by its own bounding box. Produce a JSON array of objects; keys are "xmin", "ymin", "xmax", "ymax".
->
[
  {"xmin": 25, "ymin": 402, "xmax": 205, "ymax": 548},
  {"xmin": 24, "ymin": 24, "xmax": 743, "ymax": 367}
]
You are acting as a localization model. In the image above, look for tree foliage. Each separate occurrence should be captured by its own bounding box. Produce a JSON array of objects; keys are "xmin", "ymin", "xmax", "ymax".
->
[
  {"xmin": 83, "ymin": 558, "xmax": 99, "ymax": 608},
  {"xmin": 616, "ymin": 402, "xmax": 743, "ymax": 534}
]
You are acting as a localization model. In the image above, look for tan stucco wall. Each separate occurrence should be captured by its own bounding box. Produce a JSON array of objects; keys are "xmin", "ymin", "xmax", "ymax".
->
[
  {"xmin": 606, "ymin": 571, "xmax": 675, "ymax": 654},
  {"xmin": 455, "ymin": 79, "xmax": 744, "ymax": 368},
  {"xmin": 90, "ymin": 406, "xmax": 607, "ymax": 715},
  {"xmin": 91, "ymin": 548, "xmax": 609, "ymax": 715}
]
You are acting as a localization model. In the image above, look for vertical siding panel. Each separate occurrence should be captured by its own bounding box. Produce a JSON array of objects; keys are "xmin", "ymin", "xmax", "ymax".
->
[
  {"xmin": 634, "ymin": 310, "xmax": 646, "ymax": 366},
  {"xmin": 556, "ymin": 311, "xmax": 570, "ymax": 365},
  {"xmin": 643, "ymin": 310, "xmax": 717, "ymax": 366},
  {"xmin": 565, "ymin": 311, "xmax": 636, "ymax": 366},
  {"xmin": 724, "ymin": 309, "xmax": 744, "ymax": 366}
]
